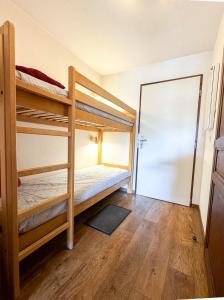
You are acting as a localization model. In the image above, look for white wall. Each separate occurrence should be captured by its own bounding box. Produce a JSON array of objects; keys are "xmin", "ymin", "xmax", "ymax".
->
[
  {"xmin": 0, "ymin": 0, "xmax": 100, "ymax": 169},
  {"xmin": 199, "ymin": 13, "xmax": 224, "ymax": 232},
  {"xmin": 102, "ymin": 52, "xmax": 212, "ymax": 204},
  {"xmin": 102, "ymin": 133, "xmax": 130, "ymax": 166},
  {"xmin": 0, "ymin": 0, "xmax": 100, "ymax": 86},
  {"xmin": 17, "ymin": 123, "xmax": 98, "ymax": 170}
]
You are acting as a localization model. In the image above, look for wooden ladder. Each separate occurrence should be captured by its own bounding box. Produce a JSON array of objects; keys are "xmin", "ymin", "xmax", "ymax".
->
[{"xmin": 0, "ymin": 21, "xmax": 76, "ymax": 298}]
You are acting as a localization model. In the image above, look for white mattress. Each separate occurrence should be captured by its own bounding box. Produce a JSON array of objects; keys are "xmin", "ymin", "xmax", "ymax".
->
[
  {"xmin": 16, "ymin": 70, "xmax": 133, "ymax": 127},
  {"xmin": 18, "ymin": 165, "xmax": 130, "ymax": 233}
]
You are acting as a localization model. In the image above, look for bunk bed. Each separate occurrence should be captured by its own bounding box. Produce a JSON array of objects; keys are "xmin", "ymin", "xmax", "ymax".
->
[{"xmin": 0, "ymin": 21, "xmax": 136, "ymax": 298}]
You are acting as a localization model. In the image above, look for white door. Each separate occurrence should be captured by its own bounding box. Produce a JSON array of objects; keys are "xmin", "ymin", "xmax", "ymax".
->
[{"xmin": 136, "ymin": 76, "xmax": 201, "ymax": 206}]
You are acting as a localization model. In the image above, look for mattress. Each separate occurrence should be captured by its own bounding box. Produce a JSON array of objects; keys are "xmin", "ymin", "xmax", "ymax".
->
[
  {"xmin": 16, "ymin": 70, "xmax": 133, "ymax": 127},
  {"xmin": 18, "ymin": 165, "xmax": 130, "ymax": 233}
]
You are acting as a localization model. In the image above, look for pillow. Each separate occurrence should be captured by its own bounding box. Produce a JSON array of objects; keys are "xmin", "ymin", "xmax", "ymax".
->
[{"xmin": 16, "ymin": 65, "xmax": 65, "ymax": 89}]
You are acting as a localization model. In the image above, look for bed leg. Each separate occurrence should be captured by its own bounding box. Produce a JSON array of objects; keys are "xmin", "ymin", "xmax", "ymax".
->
[
  {"xmin": 128, "ymin": 119, "xmax": 136, "ymax": 194},
  {"xmin": 0, "ymin": 21, "xmax": 20, "ymax": 298},
  {"xmin": 67, "ymin": 240, "xmax": 73, "ymax": 250},
  {"xmin": 67, "ymin": 66, "xmax": 76, "ymax": 251}
]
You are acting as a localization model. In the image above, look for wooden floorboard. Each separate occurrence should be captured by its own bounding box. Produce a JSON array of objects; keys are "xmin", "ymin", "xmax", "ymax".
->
[{"xmin": 18, "ymin": 191, "xmax": 209, "ymax": 300}]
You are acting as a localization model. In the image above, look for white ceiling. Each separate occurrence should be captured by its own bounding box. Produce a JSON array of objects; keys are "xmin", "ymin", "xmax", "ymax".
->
[{"xmin": 12, "ymin": 0, "xmax": 224, "ymax": 75}]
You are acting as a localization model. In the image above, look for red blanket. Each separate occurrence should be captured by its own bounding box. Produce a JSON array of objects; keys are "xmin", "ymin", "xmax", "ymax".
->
[{"xmin": 16, "ymin": 65, "xmax": 65, "ymax": 89}]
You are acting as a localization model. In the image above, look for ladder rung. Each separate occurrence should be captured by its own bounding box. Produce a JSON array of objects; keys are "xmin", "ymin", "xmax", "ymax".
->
[
  {"xmin": 18, "ymin": 222, "xmax": 69, "ymax": 261},
  {"xmin": 18, "ymin": 193, "xmax": 70, "ymax": 221},
  {"xmin": 17, "ymin": 126, "xmax": 71, "ymax": 137},
  {"xmin": 18, "ymin": 163, "xmax": 70, "ymax": 177}
]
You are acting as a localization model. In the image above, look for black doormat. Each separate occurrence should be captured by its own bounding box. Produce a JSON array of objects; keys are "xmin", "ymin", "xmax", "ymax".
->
[{"xmin": 85, "ymin": 204, "xmax": 131, "ymax": 235}]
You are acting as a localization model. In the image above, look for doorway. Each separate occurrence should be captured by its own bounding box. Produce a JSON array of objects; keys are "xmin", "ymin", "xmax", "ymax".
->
[{"xmin": 136, "ymin": 75, "xmax": 203, "ymax": 206}]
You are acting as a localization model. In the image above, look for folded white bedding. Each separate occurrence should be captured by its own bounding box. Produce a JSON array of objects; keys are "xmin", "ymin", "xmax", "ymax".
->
[
  {"xmin": 18, "ymin": 165, "xmax": 130, "ymax": 233},
  {"xmin": 16, "ymin": 70, "xmax": 133, "ymax": 127}
]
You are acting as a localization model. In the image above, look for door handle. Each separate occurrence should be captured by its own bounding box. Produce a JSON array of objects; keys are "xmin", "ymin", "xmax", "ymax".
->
[{"xmin": 138, "ymin": 135, "xmax": 148, "ymax": 149}]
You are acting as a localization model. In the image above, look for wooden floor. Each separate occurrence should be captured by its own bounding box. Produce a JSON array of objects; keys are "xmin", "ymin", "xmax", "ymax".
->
[{"xmin": 19, "ymin": 191, "xmax": 209, "ymax": 300}]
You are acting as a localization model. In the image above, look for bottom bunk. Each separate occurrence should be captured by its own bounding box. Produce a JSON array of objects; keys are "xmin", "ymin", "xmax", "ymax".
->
[{"xmin": 18, "ymin": 165, "xmax": 131, "ymax": 250}]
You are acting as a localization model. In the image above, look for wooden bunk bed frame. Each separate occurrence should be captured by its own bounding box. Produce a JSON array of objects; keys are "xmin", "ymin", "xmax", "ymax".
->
[{"xmin": 0, "ymin": 21, "xmax": 136, "ymax": 298}]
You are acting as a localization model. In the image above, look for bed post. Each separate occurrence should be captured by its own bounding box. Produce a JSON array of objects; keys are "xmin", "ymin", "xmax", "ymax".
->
[
  {"xmin": 128, "ymin": 120, "xmax": 136, "ymax": 193},
  {"xmin": 98, "ymin": 130, "xmax": 103, "ymax": 164},
  {"xmin": 0, "ymin": 21, "xmax": 20, "ymax": 298},
  {"xmin": 67, "ymin": 66, "xmax": 76, "ymax": 249}
]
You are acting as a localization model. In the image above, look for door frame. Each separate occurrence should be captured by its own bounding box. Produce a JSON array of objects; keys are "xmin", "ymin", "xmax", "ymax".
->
[
  {"xmin": 135, "ymin": 74, "xmax": 203, "ymax": 206},
  {"xmin": 206, "ymin": 53, "xmax": 224, "ymax": 246},
  {"xmin": 204, "ymin": 51, "xmax": 224, "ymax": 296}
]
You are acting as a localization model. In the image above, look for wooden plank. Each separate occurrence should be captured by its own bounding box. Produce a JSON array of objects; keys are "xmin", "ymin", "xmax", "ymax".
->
[
  {"xmin": 75, "ymin": 124, "xmax": 99, "ymax": 132},
  {"xmin": 128, "ymin": 119, "xmax": 136, "ymax": 193},
  {"xmin": 18, "ymin": 193, "xmax": 69, "ymax": 222},
  {"xmin": 76, "ymin": 109, "xmax": 131, "ymax": 131},
  {"xmin": 16, "ymin": 126, "xmax": 70, "ymax": 137},
  {"xmin": 98, "ymin": 130, "xmax": 103, "ymax": 164},
  {"xmin": 0, "ymin": 21, "xmax": 20, "ymax": 298},
  {"xmin": 18, "ymin": 163, "xmax": 69, "ymax": 177},
  {"xmin": 16, "ymin": 78, "xmax": 72, "ymax": 106},
  {"xmin": 75, "ymin": 90, "xmax": 134, "ymax": 123},
  {"xmin": 75, "ymin": 71, "xmax": 136, "ymax": 116},
  {"xmin": 16, "ymin": 89, "xmax": 68, "ymax": 116},
  {"xmin": 67, "ymin": 66, "xmax": 76, "ymax": 250},
  {"xmin": 18, "ymin": 222, "xmax": 69, "ymax": 261},
  {"xmin": 74, "ymin": 177, "xmax": 130, "ymax": 216},
  {"xmin": 102, "ymin": 128, "xmax": 128, "ymax": 132},
  {"xmin": 19, "ymin": 214, "xmax": 66, "ymax": 251},
  {"xmin": 102, "ymin": 163, "xmax": 129, "ymax": 170}
]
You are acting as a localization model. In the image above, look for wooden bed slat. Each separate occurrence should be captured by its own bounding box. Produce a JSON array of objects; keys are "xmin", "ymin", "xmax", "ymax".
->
[
  {"xmin": 16, "ymin": 79, "xmax": 72, "ymax": 106},
  {"xmin": 17, "ymin": 114, "xmax": 68, "ymax": 128},
  {"xmin": 18, "ymin": 163, "xmax": 70, "ymax": 177},
  {"xmin": 18, "ymin": 193, "xmax": 70, "ymax": 222},
  {"xmin": 75, "ymin": 71, "xmax": 136, "ymax": 116},
  {"xmin": 17, "ymin": 108, "xmax": 36, "ymax": 114},
  {"xmin": 17, "ymin": 114, "xmax": 104, "ymax": 131},
  {"xmin": 18, "ymin": 222, "xmax": 69, "ymax": 261},
  {"xmin": 16, "ymin": 126, "xmax": 70, "ymax": 137}
]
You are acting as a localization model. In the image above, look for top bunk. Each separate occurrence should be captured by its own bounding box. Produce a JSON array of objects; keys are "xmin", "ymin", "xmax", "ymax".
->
[
  {"xmin": 16, "ymin": 67, "xmax": 136, "ymax": 132},
  {"xmin": 0, "ymin": 21, "xmax": 136, "ymax": 133}
]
